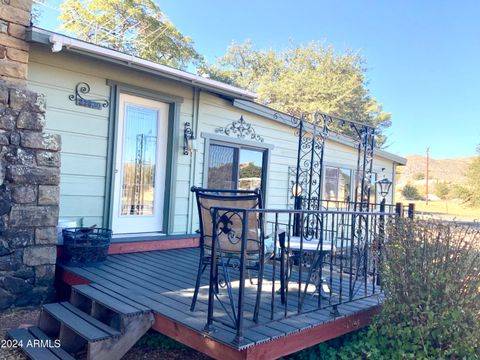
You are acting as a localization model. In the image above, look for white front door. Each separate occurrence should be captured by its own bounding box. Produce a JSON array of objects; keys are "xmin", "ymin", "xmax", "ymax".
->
[{"xmin": 111, "ymin": 94, "xmax": 169, "ymax": 234}]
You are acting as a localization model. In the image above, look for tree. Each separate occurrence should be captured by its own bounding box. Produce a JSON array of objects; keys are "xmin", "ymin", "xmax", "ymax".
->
[
  {"xmin": 59, "ymin": 0, "xmax": 201, "ymax": 69},
  {"xmin": 200, "ymin": 41, "xmax": 391, "ymax": 143},
  {"xmin": 401, "ymin": 184, "xmax": 420, "ymax": 200},
  {"xmin": 463, "ymin": 146, "xmax": 480, "ymax": 206},
  {"xmin": 434, "ymin": 181, "xmax": 450, "ymax": 200}
]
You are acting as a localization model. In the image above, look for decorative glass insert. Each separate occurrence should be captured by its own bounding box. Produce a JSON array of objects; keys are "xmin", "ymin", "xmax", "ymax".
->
[{"xmin": 120, "ymin": 105, "xmax": 158, "ymax": 216}]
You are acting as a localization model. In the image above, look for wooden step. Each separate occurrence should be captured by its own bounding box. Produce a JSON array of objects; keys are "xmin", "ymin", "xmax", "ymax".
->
[
  {"xmin": 72, "ymin": 284, "xmax": 147, "ymax": 316},
  {"xmin": 88, "ymin": 283, "xmax": 151, "ymax": 312},
  {"xmin": 41, "ymin": 302, "xmax": 120, "ymax": 342},
  {"xmin": 6, "ymin": 327, "xmax": 74, "ymax": 360},
  {"xmin": 28, "ymin": 327, "xmax": 75, "ymax": 360}
]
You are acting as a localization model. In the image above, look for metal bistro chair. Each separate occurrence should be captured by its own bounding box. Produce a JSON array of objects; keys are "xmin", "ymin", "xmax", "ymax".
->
[{"xmin": 190, "ymin": 186, "xmax": 265, "ymax": 323}]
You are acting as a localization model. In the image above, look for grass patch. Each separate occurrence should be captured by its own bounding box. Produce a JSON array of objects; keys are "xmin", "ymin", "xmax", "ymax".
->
[{"xmin": 403, "ymin": 199, "xmax": 480, "ymax": 220}]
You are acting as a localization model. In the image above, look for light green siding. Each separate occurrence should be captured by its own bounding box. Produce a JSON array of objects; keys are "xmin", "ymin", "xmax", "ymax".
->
[
  {"xmin": 28, "ymin": 45, "xmax": 398, "ymax": 236},
  {"xmin": 192, "ymin": 92, "xmax": 396, "ymax": 230},
  {"xmin": 28, "ymin": 45, "xmax": 194, "ymax": 232}
]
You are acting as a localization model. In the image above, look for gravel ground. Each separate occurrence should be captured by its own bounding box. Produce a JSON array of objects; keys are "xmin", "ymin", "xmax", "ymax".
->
[{"xmin": 0, "ymin": 307, "xmax": 210, "ymax": 360}]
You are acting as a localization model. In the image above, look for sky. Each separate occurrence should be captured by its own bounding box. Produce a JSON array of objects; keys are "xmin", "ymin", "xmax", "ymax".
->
[{"xmin": 36, "ymin": 0, "xmax": 480, "ymax": 159}]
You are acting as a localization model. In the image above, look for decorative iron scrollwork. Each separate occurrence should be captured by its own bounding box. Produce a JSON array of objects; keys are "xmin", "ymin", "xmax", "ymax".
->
[
  {"xmin": 69, "ymin": 82, "xmax": 109, "ymax": 110},
  {"xmin": 218, "ymin": 213, "xmax": 241, "ymax": 245},
  {"xmin": 215, "ymin": 116, "xmax": 264, "ymax": 142}
]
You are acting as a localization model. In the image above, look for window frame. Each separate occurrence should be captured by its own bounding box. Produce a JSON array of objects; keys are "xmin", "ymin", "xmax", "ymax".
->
[
  {"xmin": 322, "ymin": 164, "xmax": 353, "ymax": 202},
  {"xmin": 321, "ymin": 162, "xmax": 379, "ymax": 205},
  {"xmin": 201, "ymin": 132, "xmax": 274, "ymax": 200}
]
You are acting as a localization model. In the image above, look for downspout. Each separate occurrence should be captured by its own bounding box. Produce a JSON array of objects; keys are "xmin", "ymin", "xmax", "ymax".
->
[
  {"xmin": 50, "ymin": 36, "xmax": 64, "ymax": 52},
  {"xmin": 187, "ymin": 87, "xmax": 201, "ymax": 233}
]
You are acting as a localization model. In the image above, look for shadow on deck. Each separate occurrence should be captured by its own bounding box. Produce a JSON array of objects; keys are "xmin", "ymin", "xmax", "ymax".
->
[{"xmin": 61, "ymin": 247, "xmax": 383, "ymax": 359}]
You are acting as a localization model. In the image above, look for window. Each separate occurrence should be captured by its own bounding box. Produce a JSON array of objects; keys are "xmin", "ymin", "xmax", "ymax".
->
[
  {"xmin": 207, "ymin": 142, "xmax": 267, "ymax": 193},
  {"xmin": 354, "ymin": 171, "xmax": 377, "ymax": 204},
  {"xmin": 323, "ymin": 166, "xmax": 352, "ymax": 202}
]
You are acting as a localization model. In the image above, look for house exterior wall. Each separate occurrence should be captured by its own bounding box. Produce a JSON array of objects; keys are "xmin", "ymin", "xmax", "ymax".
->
[
  {"xmin": 28, "ymin": 45, "xmax": 195, "ymax": 232},
  {"xmin": 191, "ymin": 92, "xmax": 395, "ymax": 231},
  {"xmin": 27, "ymin": 45, "xmax": 397, "ymax": 237}
]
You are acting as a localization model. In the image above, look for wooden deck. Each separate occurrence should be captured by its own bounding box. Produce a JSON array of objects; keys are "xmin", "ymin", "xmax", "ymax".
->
[{"xmin": 60, "ymin": 247, "xmax": 383, "ymax": 359}]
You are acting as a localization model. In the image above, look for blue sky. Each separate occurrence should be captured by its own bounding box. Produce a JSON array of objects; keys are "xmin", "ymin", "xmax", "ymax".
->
[{"xmin": 37, "ymin": 0, "xmax": 480, "ymax": 159}]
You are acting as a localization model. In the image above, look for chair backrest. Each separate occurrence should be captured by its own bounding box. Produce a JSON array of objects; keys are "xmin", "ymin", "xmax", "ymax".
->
[{"xmin": 192, "ymin": 187, "xmax": 263, "ymax": 254}]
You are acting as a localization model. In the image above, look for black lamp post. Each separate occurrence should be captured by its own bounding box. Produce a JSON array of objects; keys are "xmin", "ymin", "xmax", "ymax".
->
[
  {"xmin": 291, "ymin": 183, "xmax": 303, "ymax": 237},
  {"xmin": 375, "ymin": 176, "xmax": 391, "ymax": 287}
]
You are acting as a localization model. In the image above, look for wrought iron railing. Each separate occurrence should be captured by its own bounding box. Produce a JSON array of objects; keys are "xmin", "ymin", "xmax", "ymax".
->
[{"xmin": 203, "ymin": 206, "xmax": 401, "ymax": 344}]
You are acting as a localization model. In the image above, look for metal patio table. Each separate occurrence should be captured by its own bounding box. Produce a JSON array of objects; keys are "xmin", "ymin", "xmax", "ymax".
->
[{"xmin": 277, "ymin": 233, "xmax": 335, "ymax": 303}]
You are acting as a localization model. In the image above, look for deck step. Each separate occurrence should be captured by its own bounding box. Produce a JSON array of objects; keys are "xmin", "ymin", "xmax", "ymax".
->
[
  {"xmin": 28, "ymin": 327, "xmax": 75, "ymax": 360},
  {"xmin": 72, "ymin": 284, "xmax": 148, "ymax": 316},
  {"xmin": 6, "ymin": 327, "xmax": 74, "ymax": 360},
  {"xmin": 88, "ymin": 283, "xmax": 151, "ymax": 312},
  {"xmin": 41, "ymin": 302, "xmax": 120, "ymax": 342}
]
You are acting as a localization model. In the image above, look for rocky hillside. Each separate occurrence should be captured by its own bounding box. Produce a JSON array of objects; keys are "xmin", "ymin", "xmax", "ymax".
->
[{"xmin": 396, "ymin": 154, "xmax": 475, "ymax": 187}]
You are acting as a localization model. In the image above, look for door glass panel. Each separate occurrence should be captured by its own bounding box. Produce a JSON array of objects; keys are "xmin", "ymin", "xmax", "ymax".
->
[
  {"xmin": 120, "ymin": 105, "xmax": 158, "ymax": 216},
  {"xmin": 239, "ymin": 149, "xmax": 264, "ymax": 190},
  {"xmin": 208, "ymin": 144, "xmax": 236, "ymax": 189}
]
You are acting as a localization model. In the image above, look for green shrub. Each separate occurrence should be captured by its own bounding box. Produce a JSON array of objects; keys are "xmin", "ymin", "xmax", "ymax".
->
[
  {"xmin": 375, "ymin": 219, "xmax": 480, "ymax": 358},
  {"xmin": 434, "ymin": 181, "xmax": 450, "ymax": 199},
  {"xmin": 135, "ymin": 330, "xmax": 186, "ymax": 350},
  {"xmin": 450, "ymin": 184, "xmax": 470, "ymax": 200},
  {"xmin": 285, "ymin": 329, "xmax": 379, "ymax": 359},
  {"xmin": 413, "ymin": 172, "xmax": 425, "ymax": 180},
  {"xmin": 401, "ymin": 184, "xmax": 421, "ymax": 200},
  {"xmin": 288, "ymin": 220, "xmax": 480, "ymax": 359}
]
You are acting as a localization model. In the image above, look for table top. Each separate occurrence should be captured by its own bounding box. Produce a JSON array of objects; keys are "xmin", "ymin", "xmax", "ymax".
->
[{"xmin": 285, "ymin": 236, "xmax": 334, "ymax": 252}]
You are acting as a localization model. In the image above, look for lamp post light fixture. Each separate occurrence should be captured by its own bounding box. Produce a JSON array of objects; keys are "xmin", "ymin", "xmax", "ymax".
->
[
  {"xmin": 377, "ymin": 177, "xmax": 392, "ymax": 199},
  {"xmin": 291, "ymin": 183, "xmax": 303, "ymax": 198},
  {"xmin": 183, "ymin": 122, "xmax": 195, "ymax": 155}
]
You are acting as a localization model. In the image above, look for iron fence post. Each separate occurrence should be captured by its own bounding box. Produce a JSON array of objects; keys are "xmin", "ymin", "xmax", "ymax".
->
[
  {"xmin": 408, "ymin": 203, "xmax": 415, "ymax": 219},
  {"xmin": 395, "ymin": 202, "xmax": 403, "ymax": 217},
  {"xmin": 234, "ymin": 209, "xmax": 248, "ymax": 345}
]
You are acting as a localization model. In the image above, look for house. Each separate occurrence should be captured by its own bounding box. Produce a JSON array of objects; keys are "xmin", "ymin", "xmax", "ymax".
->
[
  {"xmin": 1, "ymin": 4, "xmax": 407, "ymax": 357},
  {"xmin": 26, "ymin": 27, "xmax": 405, "ymax": 242}
]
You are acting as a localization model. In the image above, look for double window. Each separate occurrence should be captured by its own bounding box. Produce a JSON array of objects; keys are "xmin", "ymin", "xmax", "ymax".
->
[
  {"xmin": 207, "ymin": 142, "xmax": 267, "ymax": 194},
  {"xmin": 323, "ymin": 166, "xmax": 377, "ymax": 204}
]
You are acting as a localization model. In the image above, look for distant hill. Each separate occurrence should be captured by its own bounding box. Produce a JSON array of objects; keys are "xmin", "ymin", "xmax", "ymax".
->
[{"xmin": 396, "ymin": 154, "xmax": 475, "ymax": 187}]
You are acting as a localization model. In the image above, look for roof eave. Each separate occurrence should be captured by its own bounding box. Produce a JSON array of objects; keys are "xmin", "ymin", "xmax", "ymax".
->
[{"xmin": 26, "ymin": 27, "xmax": 257, "ymax": 101}]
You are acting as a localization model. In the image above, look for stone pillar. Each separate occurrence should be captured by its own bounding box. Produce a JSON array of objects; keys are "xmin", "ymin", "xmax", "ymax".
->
[
  {"xmin": 0, "ymin": 0, "xmax": 62, "ymax": 310},
  {"xmin": 0, "ymin": 82, "xmax": 61, "ymax": 309},
  {"xmin": 0, "ymin": 0, "xmax": 33, "ymax": 85}
]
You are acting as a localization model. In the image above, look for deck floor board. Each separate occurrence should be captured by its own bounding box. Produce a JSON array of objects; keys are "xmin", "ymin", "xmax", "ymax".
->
[{"xmin": 63, "ymin": 248, "xmax": 382, "ymax": 350}]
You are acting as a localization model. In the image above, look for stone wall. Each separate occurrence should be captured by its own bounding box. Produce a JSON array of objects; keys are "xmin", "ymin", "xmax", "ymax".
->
[
  {"xmin": 0, "ymin": 82, "xmax": 61, "ymax": 309},
  {"xmin": 0, "ymin": 0, "xmax": 32, "ymax": 84},
  {"xmin": 0, "ymin": 0, "xmax": 61, "ymax": 309}
]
